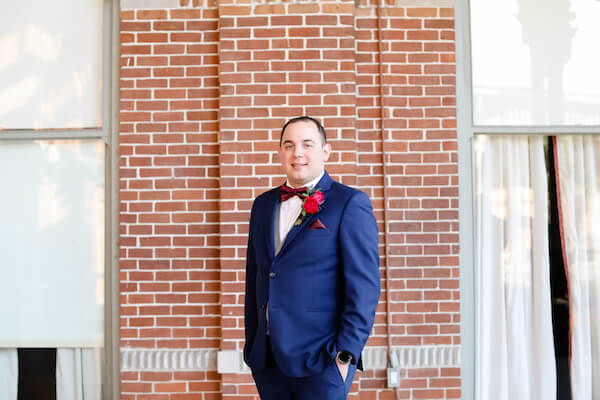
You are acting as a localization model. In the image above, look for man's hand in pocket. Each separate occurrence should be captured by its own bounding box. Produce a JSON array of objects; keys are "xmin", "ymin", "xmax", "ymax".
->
[{"xmin": 335, "ymin": 358, "xmax": 349, "ymax": 382}]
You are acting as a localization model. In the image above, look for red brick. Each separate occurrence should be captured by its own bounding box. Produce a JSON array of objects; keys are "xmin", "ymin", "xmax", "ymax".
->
[
  {"xmin": 153, "ymin": 21, "xmax": 185, "ymax": 31},
  {"xmin": 120, "ymin": 21, "xmax": 151, "ymax": 32},
  {"xmin": 289, "ymin": 3, "xmax": 320, "ymax": 13}
]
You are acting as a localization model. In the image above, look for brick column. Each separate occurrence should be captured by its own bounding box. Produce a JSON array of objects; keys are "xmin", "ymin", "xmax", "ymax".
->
[
  {"xmin": 217, "ymin": 1, "xmax": 358, "ymax": 398},
  {"xmin": 119, "ymin": 5, "xmax": 222, "ymax": 399},
  {"xmin": 354, "ymin": 5, "xmax": 460, "ymax": 399}
]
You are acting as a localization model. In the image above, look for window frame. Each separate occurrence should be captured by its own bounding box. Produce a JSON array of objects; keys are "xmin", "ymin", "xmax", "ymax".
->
[
  {"xmin": 455, "ymin": 0, "xmax": 600, "ymax": 399},
  {"xmin": 0, "ymin": 1, "xmax": 119, "ymax": 397}
]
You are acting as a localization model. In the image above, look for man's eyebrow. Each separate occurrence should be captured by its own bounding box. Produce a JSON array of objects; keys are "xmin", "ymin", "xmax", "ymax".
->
[{"xmin": 281, "ymin": 138, "xmax": 316, "ymax": 145}]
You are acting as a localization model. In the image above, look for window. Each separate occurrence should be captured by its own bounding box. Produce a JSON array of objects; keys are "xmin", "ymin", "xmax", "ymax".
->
[
  {"xmin": 456, "ymin": 0, "xmax": 600, "ymax": 399},
  {"xmin": 0, "ymin": 0, "xmax": 103, "ymax": 130},
  {"xmin": 0, "ymin": 1, "xmax": 118, "ymax": 398}
]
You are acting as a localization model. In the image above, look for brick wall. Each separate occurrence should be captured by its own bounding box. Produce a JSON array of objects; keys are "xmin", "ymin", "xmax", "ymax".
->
[
  {"xmin": 119, "ymin": 1, "xmax": 458, "ymax": 399},
  {"xmin": 120, "ymin": 4, "xmax": 222, "ymax": 398}
]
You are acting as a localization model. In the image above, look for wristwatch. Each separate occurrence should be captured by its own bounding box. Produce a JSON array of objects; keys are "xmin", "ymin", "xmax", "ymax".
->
[{"xmin": 335, "ymin": 350, "xmax": 353, "ymax": 365}]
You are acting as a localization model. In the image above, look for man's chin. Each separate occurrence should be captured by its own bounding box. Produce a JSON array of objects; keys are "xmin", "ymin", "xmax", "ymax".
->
[{"xmin": 287, "ymin": 174, "xmax": 308, "ymax": 187}]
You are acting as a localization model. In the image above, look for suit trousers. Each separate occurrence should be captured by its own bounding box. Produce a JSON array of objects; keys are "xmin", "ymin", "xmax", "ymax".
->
[{"xmin": 251, "ymin": 337, "xmax": 357, "ymax": 400}]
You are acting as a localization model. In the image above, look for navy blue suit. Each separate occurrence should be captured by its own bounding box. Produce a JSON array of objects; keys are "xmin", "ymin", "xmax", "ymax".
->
[{"xmin": 244, "ymin": 171, "xmax": 380, "ymax": 397}]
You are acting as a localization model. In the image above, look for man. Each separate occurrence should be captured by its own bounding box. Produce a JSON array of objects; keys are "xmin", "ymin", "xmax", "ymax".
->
[{"xmin": 244, "ymin": 116, "xmax": 381, "ymax": 399}]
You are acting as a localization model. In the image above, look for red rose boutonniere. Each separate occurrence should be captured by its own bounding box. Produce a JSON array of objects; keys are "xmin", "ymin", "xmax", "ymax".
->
[{"xmin": 295, "ymin": 188, "xmax": 325, "ymax": 226}]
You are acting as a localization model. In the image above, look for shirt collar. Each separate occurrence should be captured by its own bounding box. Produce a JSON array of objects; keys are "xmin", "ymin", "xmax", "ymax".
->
[{"xmin": 285, "ymin": 170, "xmax": 324, "ymax": 191}]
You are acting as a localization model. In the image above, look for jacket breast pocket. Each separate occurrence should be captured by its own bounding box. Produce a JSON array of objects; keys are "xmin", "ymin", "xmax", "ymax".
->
[{"xmin": 307, "ymin": 227, "xmax": 331, "ymax": 236}]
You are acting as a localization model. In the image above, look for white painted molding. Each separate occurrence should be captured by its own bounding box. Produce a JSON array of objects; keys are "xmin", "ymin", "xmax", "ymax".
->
[
  {"xmin": 120, "ymin": 0, "xmax": 180, "ymax": 9},
  {"xmin": 217, "ymin": 350, "xmax": 251, "ymax": 373},
  {"xmin": 121, "ymin": 346, "xmax": 459, "ymax": 372},
  {"xmin": 120, "ymin": 348, "xmax": 218, "ymax": 371},
  {"xmin": 362, "ymin": 346, "xmax": 460, "ymax": 370}
]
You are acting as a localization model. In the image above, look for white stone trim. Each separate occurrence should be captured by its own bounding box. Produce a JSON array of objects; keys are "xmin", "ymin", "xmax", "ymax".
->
[
  {"xmin": 362, "ymin": 346, "xmax": 460, "ymax": 370},
  {"xmin": 217, "ymin": 350, "xmax": 251, "ymax": 373},
  {"xmin": 120, "ymin": 349, "xmax": 218, "ymax": 371},
  {"xmin": 120, "ymin": 0, "xmax": 180, "ymax": 9},
  {"xmin": 121, "ymin": 346, "xmax": 459, "ymax": 372}
]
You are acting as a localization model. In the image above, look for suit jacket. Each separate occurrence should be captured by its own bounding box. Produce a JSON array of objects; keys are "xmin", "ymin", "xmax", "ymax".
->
[{"xmin": 244, "ymin": 171, "xmax": 381, "ymax": 378}]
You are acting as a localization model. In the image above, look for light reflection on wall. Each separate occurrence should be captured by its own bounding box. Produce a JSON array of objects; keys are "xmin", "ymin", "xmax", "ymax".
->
[
  {"xmin": 0, "ymin": 139, "xmax": 105, "ymax": 347},
  {"xmin": 0, "ymin": 0, "xmax": 102, "ymax": 130},
  {"xmin": 38, "ymin": 176, "xmax": 67, "ymax": 230},
  {"xmin": 0, "ymin": 34, "xmax": 18, "ymax": 69}
]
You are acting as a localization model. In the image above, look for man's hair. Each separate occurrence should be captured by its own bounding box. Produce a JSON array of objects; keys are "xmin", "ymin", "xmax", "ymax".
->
[{"xmin": 279, "ymin": 116, "xmax": 327, "ymax": 146}]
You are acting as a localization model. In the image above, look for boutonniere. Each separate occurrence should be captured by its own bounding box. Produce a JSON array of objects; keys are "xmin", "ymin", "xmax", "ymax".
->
[{"xmin": 295, "ymin": 188, "xmax": 325, "ymax": 226}]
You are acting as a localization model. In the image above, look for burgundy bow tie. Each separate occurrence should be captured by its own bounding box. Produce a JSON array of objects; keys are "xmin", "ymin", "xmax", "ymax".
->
[{"xmin": 280, "ymin": 185, "xmax": 307, "ymax": 202}]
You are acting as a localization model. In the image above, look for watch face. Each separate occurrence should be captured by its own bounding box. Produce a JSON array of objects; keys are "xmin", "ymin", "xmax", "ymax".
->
[{"xmin": 337, "ymin": 351, "xmax": 351, "ymax": 364}]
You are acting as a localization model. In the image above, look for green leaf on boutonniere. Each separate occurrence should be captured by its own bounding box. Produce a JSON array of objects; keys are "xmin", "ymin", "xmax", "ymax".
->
[{"xmin": 294, "ymin": 187, "xmax": 325, "ymax": 226}]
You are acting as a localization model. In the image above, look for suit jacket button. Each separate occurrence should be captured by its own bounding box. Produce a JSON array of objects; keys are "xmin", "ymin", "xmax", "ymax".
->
[{"xmin": 269, "ymin": 272, "xmax": 276, "ymax": 278}]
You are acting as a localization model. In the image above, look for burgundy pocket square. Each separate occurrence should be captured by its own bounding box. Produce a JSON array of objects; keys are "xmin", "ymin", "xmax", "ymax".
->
[{"xmin": 310, "ymin": 219, "xmax": 326, "ymax": 230}]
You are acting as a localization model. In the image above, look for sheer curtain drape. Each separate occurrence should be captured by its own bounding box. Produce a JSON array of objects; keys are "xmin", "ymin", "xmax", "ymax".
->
[
  {"xmin": 0, "ymin": 348, "xmax": 101, "ymax": 400},
  {"xmin": 0, "ymin": 349, "xmax": 17, "ymax": 400},
  {"xmin": 57, "ymin": 348, "xmax": 103, "ymax": 400},
  {"xmin": 555, "ymin": 135, "xmax": 600, "ymax": 400},
  {"xmin": 475, "ymin": 135, "xmax": 556, "ymax": 400}
]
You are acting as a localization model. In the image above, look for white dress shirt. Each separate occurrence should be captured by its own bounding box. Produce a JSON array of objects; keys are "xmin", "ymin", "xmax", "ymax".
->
[{"xmin": 279, "ymin": 171, "xmax": 324, "ymax": 245}]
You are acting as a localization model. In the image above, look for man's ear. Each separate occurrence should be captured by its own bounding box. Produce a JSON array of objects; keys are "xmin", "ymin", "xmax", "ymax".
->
[{"xmin": 323, "ymin": 143, "xmax": 332, "ymax": 161}]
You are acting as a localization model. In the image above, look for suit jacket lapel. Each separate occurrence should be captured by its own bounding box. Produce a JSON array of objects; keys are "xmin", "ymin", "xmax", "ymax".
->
[
  {"xmin": 275, "ymin": 171, "xmax": 333, "ymax": 259},
  {"xmin": 265, "ymin": 188, "xmax": 279, "ymax": 262},
  {"xmin": 276, "ymin": 210, "xmax": 317, "ymax": 257}
]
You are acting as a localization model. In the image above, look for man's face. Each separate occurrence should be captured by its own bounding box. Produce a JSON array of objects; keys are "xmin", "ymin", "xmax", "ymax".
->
[{"xmin": 278, "ymin": 121, "xmax": 331, "ymax": 188}]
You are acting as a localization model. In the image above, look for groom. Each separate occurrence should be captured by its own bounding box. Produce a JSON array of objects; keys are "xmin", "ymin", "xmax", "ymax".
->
[{"xmin": 244, "ymin": 116, "xmax": 381, "ymax": 399}]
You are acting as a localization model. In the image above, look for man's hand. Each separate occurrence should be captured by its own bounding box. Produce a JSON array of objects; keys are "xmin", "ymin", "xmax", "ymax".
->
[{"xmin": 335, "ymin": 358, "xmax": 349, "ymax": 382}]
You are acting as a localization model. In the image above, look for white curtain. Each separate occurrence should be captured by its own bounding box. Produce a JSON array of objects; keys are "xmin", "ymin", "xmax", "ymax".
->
[
  {"xmin": 555, "ymin": 135, "xmax": 600, "ymax": 400},
  {"xmin": 0, "ymin": 349, "xmax": 17, "ymax": 400},
  {"xmin": 474, "ymin": 135, "xmax": 556, "ymax": 400},
  {"xmin": 57, "ymin": 348, "xmax": 103, "ymax": 400}
]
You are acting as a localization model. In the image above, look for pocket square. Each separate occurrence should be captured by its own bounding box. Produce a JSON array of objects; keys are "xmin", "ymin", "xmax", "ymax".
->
[{"xmin": 309, "ymin": 219, "xmax": 326, "ymax": 230}]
